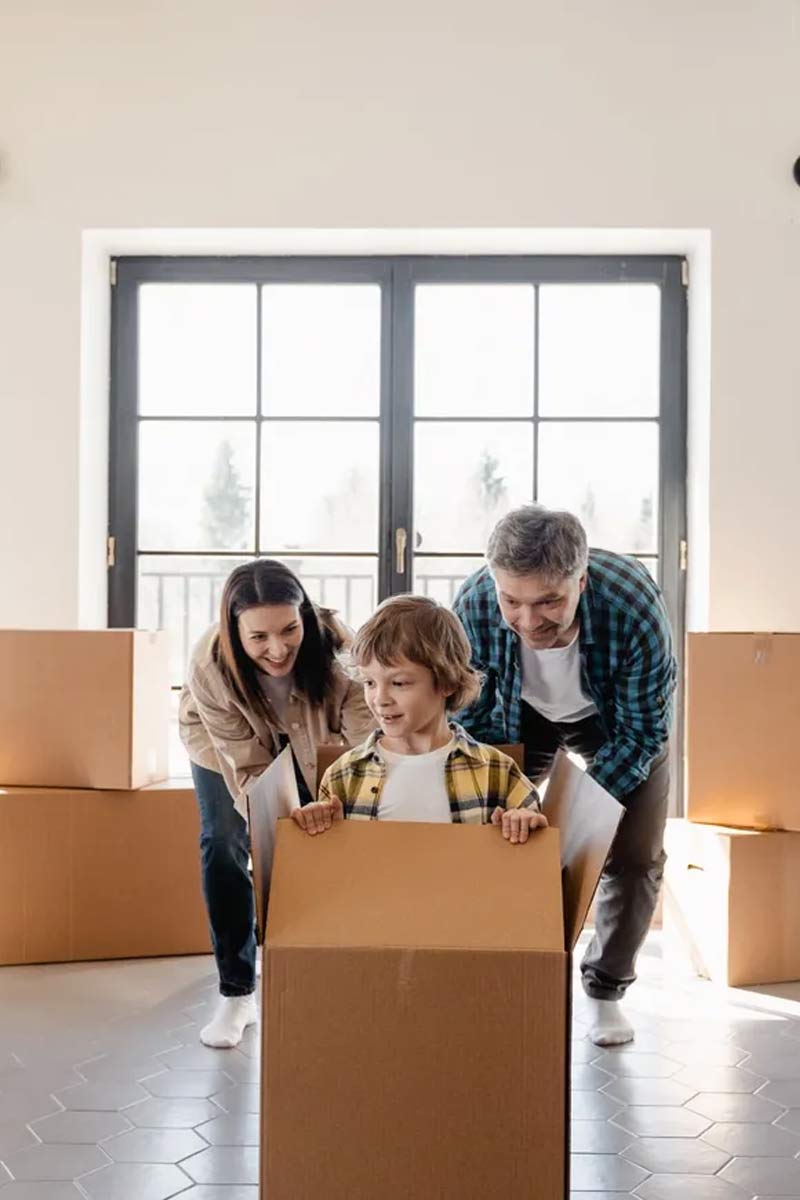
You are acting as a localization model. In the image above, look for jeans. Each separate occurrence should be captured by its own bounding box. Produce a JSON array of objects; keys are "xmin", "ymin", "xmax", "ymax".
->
[
  {"xmin": 520, "ymin": 702, "xmax": 670, "ymax": 1002},
  {"xmin": 191, "ymin": 762, "xmax": 256, "ymax": 997}
]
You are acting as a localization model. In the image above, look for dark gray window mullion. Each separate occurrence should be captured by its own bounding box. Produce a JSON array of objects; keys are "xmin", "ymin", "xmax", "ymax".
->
[
  {"xmin": 377, "ymin": 274, "xmax": 394, "ymax": 601},
  {"xmin": 254, "ymin": 284, "xmax": 263, "ymax": 555},
  {"xmin": 386, "ymin": 262, "xmax": 414, "ymax": 596},
  {"xmin": 108, "ymin": 265, "xmax": 139, "ymax": 627}
]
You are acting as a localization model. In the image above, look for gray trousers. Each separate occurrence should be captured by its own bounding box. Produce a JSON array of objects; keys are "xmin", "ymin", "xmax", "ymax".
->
[{"xmin": 520, "ymin": 702, "xmax": 670, "ymax": 1002}]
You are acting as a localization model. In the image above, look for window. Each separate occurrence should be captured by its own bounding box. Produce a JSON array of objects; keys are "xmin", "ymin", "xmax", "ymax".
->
[{"xmin": 110, "ymin": 255, "xmax": 686, "ymax": 777}]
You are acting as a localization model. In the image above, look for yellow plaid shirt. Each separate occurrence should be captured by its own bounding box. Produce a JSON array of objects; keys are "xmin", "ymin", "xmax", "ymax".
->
[{"xmin": 318, "ymin": 723, "xmax": 540, "ymax": 822}]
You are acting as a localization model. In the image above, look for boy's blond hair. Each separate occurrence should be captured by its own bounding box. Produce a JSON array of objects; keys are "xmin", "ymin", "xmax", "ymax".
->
[{"xmin": 351, "ymin": 595, "xmax": 481, "ymax": 712}]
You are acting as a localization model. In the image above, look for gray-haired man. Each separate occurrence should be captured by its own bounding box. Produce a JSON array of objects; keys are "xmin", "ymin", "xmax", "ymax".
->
[{"xmin": 454, "ymin": 504, "xmax": 676, "ymax": 1046}]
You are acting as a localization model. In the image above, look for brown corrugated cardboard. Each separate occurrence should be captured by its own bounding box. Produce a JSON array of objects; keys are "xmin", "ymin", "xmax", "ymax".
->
[
  {"xmin": 253, "ymin": 750, "xmax": 622, "ymax": 1199},
  {"xmin": 664, "ymin": 818, "xmax": 800, "ymax": 986},
  {"xmin": 686, "ymin": 632, "xmax": 800, "ymax": 831},
  {"xmin": 0, "ymin": 629, "xmax": 169, "ymax": 789},
  {"xmin": 0, "ymin": 779, "xmax": 210, "ymax": 965}
]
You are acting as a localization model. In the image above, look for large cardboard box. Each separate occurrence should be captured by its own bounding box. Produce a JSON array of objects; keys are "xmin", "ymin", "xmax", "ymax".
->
[
  {"xmin": 0, "ymin": 779, "xmax": 210, "ymax": 965},
  {"xmin": 0, "ymin": 629, "xmax": 169, "ymax": 789},
  {"xmin": 252, "ymin": 753, "xmax": 622, "ymax": 1200},
  {"xmin": 686, "ymin": 632, "xmax": 800, "ymax": 831},
  {"xmin": 664, "ymin": 818, "xmax": 800, "ymax": 987}
]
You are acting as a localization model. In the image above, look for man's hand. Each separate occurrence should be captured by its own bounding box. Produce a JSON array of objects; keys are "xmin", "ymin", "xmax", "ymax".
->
[
  {"xmin": 491, "ymin": 806, "xmax": 548, "ymax": 844},
  {"xmin": 291, "ymin": 798, "xmax": 344, "ymax": 835}
]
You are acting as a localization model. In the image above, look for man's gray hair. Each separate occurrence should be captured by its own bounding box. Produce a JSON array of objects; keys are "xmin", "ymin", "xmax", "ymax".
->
[{"xmin": 486, "ymin": 504, "xmax": 589, "ymax": 578}]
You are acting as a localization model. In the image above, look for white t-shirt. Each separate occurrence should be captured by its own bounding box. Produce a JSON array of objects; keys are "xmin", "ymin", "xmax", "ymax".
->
[
  {"xmin": 259, "ymin": 671, "xmax": 294, "ymax": 728},
  {"xmin": 520, "ymin": 629, "xmax": 597, "ymax": 724},
  {"xmin": 377, "ymin": 738, "xmax": 455, "ymax": 823}
]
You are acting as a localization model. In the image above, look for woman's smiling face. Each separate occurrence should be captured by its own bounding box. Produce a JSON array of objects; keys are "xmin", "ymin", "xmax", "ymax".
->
[{"xmin": 237, "ymin": 603, "xmax": 304, "ymax": 677}]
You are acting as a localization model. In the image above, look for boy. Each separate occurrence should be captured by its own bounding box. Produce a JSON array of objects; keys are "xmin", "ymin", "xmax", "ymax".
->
[{"xmin": 292, "ymin": 595, "xmax": 546, "ymax": 842}]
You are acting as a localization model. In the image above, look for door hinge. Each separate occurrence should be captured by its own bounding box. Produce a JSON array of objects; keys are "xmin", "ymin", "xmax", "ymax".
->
[
  {"xmin": 107, "ymin": 535, "xmax": 116, "ymax": 568},
  {"xmin": 681, "ymin": 258, "xmax": 689, "ymax": 288},
  {"xmin": 679, "ymin": 539, "xmax": 688, "ymax": 571},
  {"xmin": 110, "ymin": 259, "xmax": 117, "ymax": 286}
]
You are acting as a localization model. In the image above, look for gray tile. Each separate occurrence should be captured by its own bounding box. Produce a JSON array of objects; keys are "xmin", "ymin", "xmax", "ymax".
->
[
  {"xmin": 156, "ymin": 1048, "xmax": 236, "ymax": 1073},
  {"xmin": 634, "ymin": 1176, "xmax": 751, "ymax": 1199},
  {"xmin": 720, "ymin": 1154, "xmax": 800, "ymax": 1195},
  {"xmin": 672, "ymin": 1065, "xmax": 765, "ymax": 1093},
  {"xmin": 144, "ymin": 1073, "xmax": 234, "ymax": 1100},
  {"xmin": 216, "ymin": 1056, "xmax": 258, "ymax": 1085},
  {"xmin": 776, "ymin": 1107, "xmax": 800, "ymax": 1134},
  {"xmin": 195, "ymin": 1115, "xmax": 259, "ymax": 1147},
  {"xmin": 30, "ymin": 1110, "xmax": 132, "ymax": 1143},
  {"xmin": 176, "ymin": 1185, "xmax": 257, "ymax": 1195},
  {"xmin": 207, "ymin": 1087, "xmax": 259, "ymax": 1116},
  {"xmin": 664, "ymin": 1041, "xmax": 747, "ymax": 1068},
  {"xmin": 602, "ymin": 1077, "xmax": 697, "ymax": 1106},
  {"xmin": 571, "ymin": 1039, "xmax": 599, "ymax": 1064},
  {"xmin": 103, "ymin": 1128, "xmax": 208, "ymax": 1163},
  {"xmin": 593, "ymin": 1051, "xmax": 680, "ymax": 1078},
  {"xmin": 124, "ymin": 1099, "xmax": 220, "ymax": 1129},
  {"xmin": 3, "ymin": 1142, "xmax": 110, "ymax": 1180},
  {"xmin": 569, "ymin": 1152, "xmax": 648, "ymax": 1191},
  {"xmin": 571, "ymin": 1063, "xmax": 615, "ymax": 1090},
  {"xmin": 174, "ymin": 1190, "xmax": 258, "ymax": 1200},
  {"xmin": 614, "ymin": 1106, "xmax": 712, "ymax": 1138},
  {"xmin": 687, "ymin": 1091, "xmax": 786, "ymax": 1123},
  {"xmin": 79, "ymin": 1162, "xmax": 193, "ymax": 1200},
  {"xmin": 759, "ymin": 1079, "xmax": 800, "ymax": 1106},
  {"xmin": 702, "ymin": 1121, "xmax": 800, "ymax": 1156},
  {"xmin": 181, "ymin": 1146, "xmax": 259, "ymax": 1186},
  {"xmin": 0, "ymin": 1186, "xmax": 86, "ymax": 1199},
  {"xmin": 570, "ymin": 1091, "xmax": 622, "ymax": 1120},
  {"xmin": 0, "ymin": 1118, "xmax": 38, "ymax": 1157},
  {"xmin": 54, "ymin": 1082, "xmax": 149, "ymax": 1112},
  {"xmin": 77, "ymin": 1057, "xmax": 167, "ymax": 1084},
  {"xmin": 570, "ymin": 1194, "xmax": 633, "ymax": 1200},
  {"xmin": 735, "ymin": 1052, "xmax": 800, "ymax": 1080},
  {"xmin": 0, "ymin": 1089, "xmax": 62, "ymax": 1123},
  {"xmin": 622, "ymin": 1136, "xmax": 730, "ymax": 1174},
  {"xmin": 570, "ymin": 1120, "xmax": 633, "ymax": 1153}
]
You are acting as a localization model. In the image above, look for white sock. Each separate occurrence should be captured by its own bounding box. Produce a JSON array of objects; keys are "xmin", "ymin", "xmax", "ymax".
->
[
  {"xmin": 200, "ymin": 994, "xmax": 258, "ymax": 1049},
  {"xmin": 585, "ymin": 997, "xmax": 634, "ymax": 1047}
]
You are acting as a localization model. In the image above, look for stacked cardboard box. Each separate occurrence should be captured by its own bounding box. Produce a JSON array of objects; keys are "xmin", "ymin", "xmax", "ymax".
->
[
  {"xmin": 664, "ymin": 633, "xmax": 800, "ymax": 986},
  {"xmin": 0, "ymin": 630, "xmax": 210, "ymax": 964}
]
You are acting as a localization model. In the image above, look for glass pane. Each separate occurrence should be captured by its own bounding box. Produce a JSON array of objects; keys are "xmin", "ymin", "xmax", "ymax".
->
[
  {"xmin": 415, "ymin": 285, "xmax": 535, "ymax": 417},
  {"xmin": 537, "ymin": 422, "xmax": 659, "ymax": 553},
  {"xmin": 139, "ymin": 284, "xmax": 256, "ymax": 416},
  {"xmin": 262, "ymin": 285, "xmax": 380, "ymax": 416},
  {"xmin": 260, "ymin": 421, "xmax": 379, "ymax": 552},
  {"xmin": 169, "ymin": 689, "xmax": 192, "ymax": 778},
  {"xmin": 637, "ymin": 556, "xmax": 659, "ymax": 583},
  {"xmin": 414, "ymin": 422, "xmax": 534, "ymax": 553},
  {"xmin": 139, "ymin": 422, "xmax": 256, "ymax": 551},
  {"xmin": 138, "ymin": 554, "xmax": 249, "ymax": 685},
  {"xmin": 413, "ymin": 557, "xmax": 484, "ymax": 608},
  {"xmin": 539, "ymin": 284, "xmax": 660, "ymax": 417},
  {"xmin": 274, "ymin": 555, "xmax": 377, "ymax": 633}
]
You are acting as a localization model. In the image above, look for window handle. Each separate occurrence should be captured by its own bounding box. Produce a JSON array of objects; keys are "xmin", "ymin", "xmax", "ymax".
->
[{"xmin": 395, "ymin": 527, "xmax": 408, "ymax": 574}]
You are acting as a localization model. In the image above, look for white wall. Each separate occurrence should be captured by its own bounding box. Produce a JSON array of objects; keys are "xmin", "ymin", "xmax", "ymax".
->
[{"xmin": 1, "ymin": 1, "xmax": 798, "ymax": 629}]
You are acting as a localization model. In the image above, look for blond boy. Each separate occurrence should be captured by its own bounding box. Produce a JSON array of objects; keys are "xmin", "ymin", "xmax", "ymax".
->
[{"xmin": 292, "ymin": 595, "xmax": 546, "ymax": 841}]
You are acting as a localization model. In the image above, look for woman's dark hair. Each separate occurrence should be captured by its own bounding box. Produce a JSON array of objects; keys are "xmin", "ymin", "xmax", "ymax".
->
[{"xmin": 214, "ymin": 560, "xmax": 342, "ymax": 712}]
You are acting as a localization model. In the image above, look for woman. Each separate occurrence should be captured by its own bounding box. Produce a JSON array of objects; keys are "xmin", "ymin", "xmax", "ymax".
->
[{"xmin": 180, "ymin": 559, "xmax": 375, "ymax": 1048}]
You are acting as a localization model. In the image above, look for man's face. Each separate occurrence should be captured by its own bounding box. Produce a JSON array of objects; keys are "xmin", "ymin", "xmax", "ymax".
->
[{"xmin": 492, "ymin": 566, "xmax": 586, "ymax": 650}]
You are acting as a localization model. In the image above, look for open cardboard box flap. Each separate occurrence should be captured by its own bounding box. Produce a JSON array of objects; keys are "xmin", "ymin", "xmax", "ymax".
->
[
  {"xmin": 543, "ymin": 750, "xmax": 624, "ymax": 950},
  {"xmin": 250, "ymin": 746, "xmax": 622, "ymax": 952}
]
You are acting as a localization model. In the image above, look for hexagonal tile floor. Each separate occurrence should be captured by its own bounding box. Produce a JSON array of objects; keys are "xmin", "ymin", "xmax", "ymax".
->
[{"xmin": 2, "ymin": 933, "xmax": 800, "ymax": 1198}]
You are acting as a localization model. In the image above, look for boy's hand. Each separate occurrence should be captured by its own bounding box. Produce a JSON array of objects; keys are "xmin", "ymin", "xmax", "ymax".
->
[
  {"xmin": 491, "ymin": 806, "xmax": 548, "ymax": 844},
  {"xmin": 291, "ymin": 798, "xmax": 344, "ymax": 835}
]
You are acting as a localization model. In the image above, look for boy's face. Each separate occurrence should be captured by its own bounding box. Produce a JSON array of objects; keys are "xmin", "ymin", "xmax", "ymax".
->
[{"xmin": 360, "ymin": 655, "xmax": 449, "ymax": 740}]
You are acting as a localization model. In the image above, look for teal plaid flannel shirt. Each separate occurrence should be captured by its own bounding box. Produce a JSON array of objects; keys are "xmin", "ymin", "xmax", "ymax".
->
[{"xmin": 453, "ymin": 549, "xmax": 677, "ymax": 803}]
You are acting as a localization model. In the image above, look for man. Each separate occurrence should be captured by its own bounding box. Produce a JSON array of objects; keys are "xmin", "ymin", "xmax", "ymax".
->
[{"xmin": 454, "ymin": 504, "xmax": 676, "ymax": 1046}]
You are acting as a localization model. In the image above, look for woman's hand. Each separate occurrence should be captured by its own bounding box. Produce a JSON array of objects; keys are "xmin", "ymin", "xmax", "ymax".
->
[
  {"xmin": 291, "ymin": 798, "xmax": 344, "ymax": 835},
  {"xmin": 491, "ymin": 806, "xmax": 548, "ymax": 844}
]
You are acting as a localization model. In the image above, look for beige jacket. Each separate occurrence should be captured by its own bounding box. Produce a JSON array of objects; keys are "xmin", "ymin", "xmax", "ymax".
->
[{"xmin": 179, "ymin": 623, "xmax": 375, "ymax": 813}]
